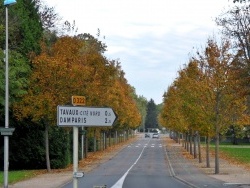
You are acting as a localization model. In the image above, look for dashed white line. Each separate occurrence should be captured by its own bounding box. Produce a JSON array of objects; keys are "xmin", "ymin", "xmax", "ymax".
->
[{"xmin": 111, "ymin": 141, "xmax": 149, "ymax": 188}]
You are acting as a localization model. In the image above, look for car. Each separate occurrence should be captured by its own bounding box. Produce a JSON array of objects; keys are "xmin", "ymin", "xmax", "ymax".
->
[
  {"xmin": 152, "ymin": 133, "xmax": 159, "ymax": 139},
  {"xmin": 145, "ymin": 133, "xmax": 150, "ymax": 138}
]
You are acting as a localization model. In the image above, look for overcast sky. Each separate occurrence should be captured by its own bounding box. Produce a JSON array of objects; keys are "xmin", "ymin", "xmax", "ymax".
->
[{"xmin": 45, "ymin": 0, "xmax": 233, "ymax": 104}]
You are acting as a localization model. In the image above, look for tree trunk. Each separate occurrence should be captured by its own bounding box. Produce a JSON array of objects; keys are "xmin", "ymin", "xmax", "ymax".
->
[
  {"xmin": 184, "ymin": 133, "xmax": 187, "ymax": 149},
  {"xmin": 182, "ymin": 133, "xmax": 184, "ymax": 147},
  {"xmin": 123, "ymin": 130, "xmax": 126, "ymax": 142},
  {"xmin": 206, "ymin": 135, "xmax": 210, "ymax": 168},
  {"xmin": 179, "ymin": 133, "xmax": 181, "ymax": 144},
  {"xmin": 176, "ymin": 132, "xmax": 179, "ymax": 144},
  {"xmin": 45, "ymin": 124, "xmax": 51, "ymax": 172},
  {"xmin": 100, "ymin": 131, "xmax": 102, "ymax": 150},
  {"xmin": 198, "ymin": 133, "xmax": 202, "ymax": 163},
  {"xmin": 194, "ymin": 132, "xmax": 197, "ymax": 159},
  {"xmin": 186, "ymin": 133, "xmax": 189, "ymax": 151},
  {"xmin": 215, "ymin": 91, "xmax": 220, "ymax": 174},
  {"xmin": 190, "ymin": 130, "xmax": 193, "ymax": 155},
  {"xmin": 215, "ymin": 128, "xmax": 220, "ymax": 174},
  {"xmin": 94, "ymin": 129, "xmax": 96, "ymax": 152},
  {"xmin": 109, "ymin": 130, "xmax": 111, "ymax": 147},
  {"xmin": 103, "ymin": 131, "xmax": 105, "ymax": 150},
  {"xmin": 184, "ymin": 133, "xmax": 186, "ymax": 149},
  {"xmin": 67, "ymin": 130, "xmax": 71, "ymax": 164}
]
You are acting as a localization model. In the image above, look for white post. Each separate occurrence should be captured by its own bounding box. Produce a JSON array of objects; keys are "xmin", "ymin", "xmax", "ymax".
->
[
  {"xmin": 4, "ymin": 6, "xmax": 9, "ymax": 188},
  {"xmin": 73, "ymin": 126, "xmax": 79, "ymax": 188},
  {"xmin": 81, "ymin": 127, "xmax": 84, "ymax": 159}
]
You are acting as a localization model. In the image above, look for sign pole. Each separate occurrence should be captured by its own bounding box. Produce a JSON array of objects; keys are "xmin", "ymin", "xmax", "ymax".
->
[
  {"xmin": 81, "ymin": 127, "xmax": 84, "ymax": 159},
  {"xmin": 73, "ymin": 126, "xmax": 79, "ymax": 188},
  {"xmin": 57, "ymin": 104, "xmax": 117, "ymax": 188}
]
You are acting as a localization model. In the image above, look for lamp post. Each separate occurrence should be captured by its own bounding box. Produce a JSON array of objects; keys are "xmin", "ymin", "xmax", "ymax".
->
[{"xmin": 2, "ymin": 0, "xmax": 17, "ymax": 187}]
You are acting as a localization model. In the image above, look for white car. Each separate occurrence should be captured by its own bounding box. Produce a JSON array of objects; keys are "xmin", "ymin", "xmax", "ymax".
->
[{"xmin": 152, "ymin": 133, "xmax": 159, "ymax": 139}]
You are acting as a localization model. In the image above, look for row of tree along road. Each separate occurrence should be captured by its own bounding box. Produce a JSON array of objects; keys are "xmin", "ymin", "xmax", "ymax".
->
[
  {"xmin": 159, "ymin": 1, "xmax": 250, "ymax": 174},
  {"xmin": 0, "ymin": 0, "xmax": 150, "ymax": 172}
]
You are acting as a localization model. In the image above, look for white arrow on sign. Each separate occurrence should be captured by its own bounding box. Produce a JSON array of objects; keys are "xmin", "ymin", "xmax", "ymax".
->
[{"xmin": 57, "ymin": 106, "xmax": 117, "ymax": 127}]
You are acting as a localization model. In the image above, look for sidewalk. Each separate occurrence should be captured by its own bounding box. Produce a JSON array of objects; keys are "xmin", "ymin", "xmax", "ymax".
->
[
  {"xmin": 164, "ymin": 137, "xmax": 250, "ymax": 187},
  {"xmin": 9, "ymin": 134, "xmax": 250, "ymax": 188}
]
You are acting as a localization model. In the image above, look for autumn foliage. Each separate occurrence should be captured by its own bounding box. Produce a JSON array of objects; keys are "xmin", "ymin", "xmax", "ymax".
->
[
  {"xmin": 159, "ymin": 38, "xmax": 250, "ymax": 174},
  {"xmin": 10, "ymin": 35, "xmax": 141, "ymax": 171},
  {"xmin": 14, "ymin": 36, "xmax": 141, "ymax": 128}
]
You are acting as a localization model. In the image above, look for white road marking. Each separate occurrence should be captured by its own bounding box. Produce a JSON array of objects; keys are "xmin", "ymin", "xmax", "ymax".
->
[
  {"xmin": 111, "ymin": 140, "xmax": 149, "ymax": 188},
  {"xmin": 128, "ymin": 143, "xmax": 163, "ymax": 148}
]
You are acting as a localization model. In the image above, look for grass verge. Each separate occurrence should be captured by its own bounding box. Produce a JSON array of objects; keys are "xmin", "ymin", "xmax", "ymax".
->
[
  {"xmin": 0, "ymin": 170, "xmax": 38, "ymax": 186},
  {"xmin": 202, "ymin": 143, "xmax": 250, "ymax": 169},
  {"xmin": 219, "ymin": 147, "xmax": 250, "ymax": 163}
]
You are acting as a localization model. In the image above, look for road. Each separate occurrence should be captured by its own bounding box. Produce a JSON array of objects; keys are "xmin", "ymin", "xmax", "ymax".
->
[
  {"xmin": 120, "ymin": 138, "xmax": 187, "ymax": 188},
  {"xmin": 62, "ymin": 135, "xmax": 224, "ymax": 188},
  {"xmin": 62, "ymin": 136, "xmax": 187, "ymax": 188}
]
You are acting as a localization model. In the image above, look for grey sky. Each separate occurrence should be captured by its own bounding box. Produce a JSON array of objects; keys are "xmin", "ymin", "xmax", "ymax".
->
[{"xmin": 45, "ymin": 0, "xmax": 233, "ymax": 104}]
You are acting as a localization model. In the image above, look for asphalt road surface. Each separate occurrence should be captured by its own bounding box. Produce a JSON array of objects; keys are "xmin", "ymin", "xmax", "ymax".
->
[
  {"xmin": 63, "ymin": 135, "xmax": 244, "ymax": 188},
  {"xmin": 62, "ymin": 135, "xmax": 224, "ymax": 188}
]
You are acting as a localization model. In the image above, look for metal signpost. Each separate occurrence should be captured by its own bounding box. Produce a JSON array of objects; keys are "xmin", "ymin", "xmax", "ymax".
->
[{"xmin": 57, "ymin": 105, "xmax": 117, "ymax": 188}]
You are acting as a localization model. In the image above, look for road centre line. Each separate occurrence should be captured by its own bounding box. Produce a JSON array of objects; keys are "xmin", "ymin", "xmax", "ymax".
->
[
  {"xmin": 128, "ymin": 144, "xmax": 162, "ymax": 148},
  {"xmin": 111, "ymin": 140, "xmax": 150, "ymax": 188}
]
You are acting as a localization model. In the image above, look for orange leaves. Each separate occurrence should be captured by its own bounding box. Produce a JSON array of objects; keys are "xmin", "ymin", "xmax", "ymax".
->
[
  {"xmin": 160, "ymin": 37, "xmax": 248, "ymax": 137},
  {"xmin": 14, "ymin": 35, "xmax": 141, "ymax": 130}
]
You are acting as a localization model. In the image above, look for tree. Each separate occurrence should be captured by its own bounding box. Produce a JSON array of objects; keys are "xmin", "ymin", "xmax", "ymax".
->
[
  {"xmin": 216, "ymin": 4, "xmax": 250, "ymax": 62},
  {"xmin": 0, "ymin": 0, "xmax": 61, "ymax": 171},
  {"xmin": 0, "ymin": 0, "xmax": 46, "ymax": 114},
  {"xmin": 0, "ymin": 0, "xmax": 143, "ymax": 171},
  {"xmin": 35, "ymin": 0, "xmax": 60, "ymax": 31},
  {"xmin": 14, "ymin": 36, "xmax": 91, "ymax": 171},
  {"xmin": 195, "ymin": 38, "xmax": 248, "ymax": 174},
  {"xmin": 0, "ymin": 0, "xmax": 57, "ymax": 108},
  {"xmin": 145, "ymin": 99, "xmax": 158, "ymax": 131},
  {"xmin": 0, "ymin": 51, "xmax": 31, "ymax": 109},
  {"xmin": 77, "ymin": 33, "xmax": 107, "ymax": 54},
  {"xmin": 160, "ymin": 37, "xmax": 249, "ymax": 174},
  {"xmin": 0, "ymin": 0, "xmax": 43, "ymax": 55},
  {"xmin": 216, "ymin": 4, "xmax": 250, "ymax": 98},
  {"xmin": 159, "ymin": 83, "xmax": 190, "ymax": 145},
  {"xmin": 136, "ymin": 95, "xmax": 148, "ymax": 132},
  {"xmin": 0, "ymin": 0, "xmax": 61, "ymax": 56},
  {"xmin": 14, "ymin": 35, "xmax": 142, "ymax": 170},
  {"xmin": 104, "ymin": 62, "xmax": 141, "ymax": 130}
]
